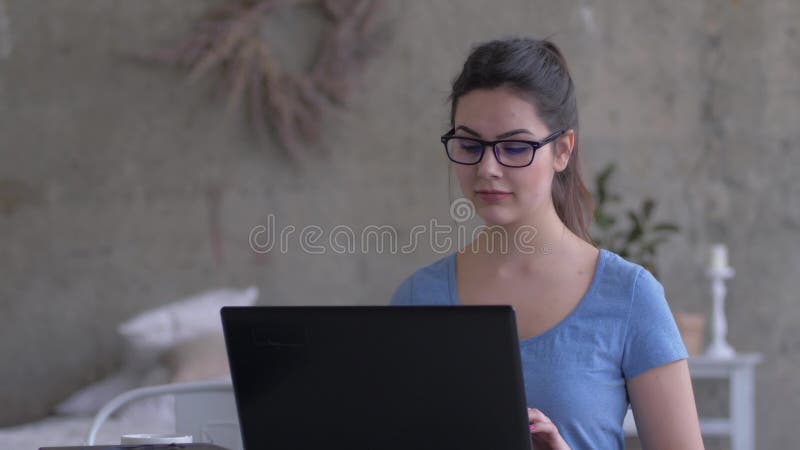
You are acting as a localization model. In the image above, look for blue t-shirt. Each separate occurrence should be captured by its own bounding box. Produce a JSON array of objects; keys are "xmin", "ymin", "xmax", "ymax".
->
[{"xmin": 389, "ymin": 249, "xmax": 687, "ymax": 449}]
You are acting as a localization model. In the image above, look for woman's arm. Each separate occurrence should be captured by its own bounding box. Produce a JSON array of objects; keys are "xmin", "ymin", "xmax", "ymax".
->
[{"xmin": 627, "ymin": 359, "xmax": 704, "ymax": 450}]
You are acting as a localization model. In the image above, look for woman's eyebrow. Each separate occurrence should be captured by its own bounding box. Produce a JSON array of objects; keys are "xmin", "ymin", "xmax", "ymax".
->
[
  {"xmin": 454, "ymin": 125, "xmax": 482, "ymax": 137},
  {"xmin": 454, "ymin": 125, "xmax": 535, "ymax": 139},
  {"xmin": 496, "ymin": 128, "xmax": 535, "ymax": 139}
]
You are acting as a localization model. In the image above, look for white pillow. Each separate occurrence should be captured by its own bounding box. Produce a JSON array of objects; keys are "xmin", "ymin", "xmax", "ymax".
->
[
  {"xmin": 54, "ymin": 286, "xmax": 258, "ymax": 416},
  {"xmin": 162, "ymin": 332, "xmax": 231, "ymax": 383},
  {"xmin": 118, "ymin": 286, "xmax": 258, "ymax": 356}
]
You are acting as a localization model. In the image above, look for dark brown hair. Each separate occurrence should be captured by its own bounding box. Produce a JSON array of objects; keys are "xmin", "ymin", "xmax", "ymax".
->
[{"xmin": 449, "ymin": 38, "xmax": 594, "ymax": 243}]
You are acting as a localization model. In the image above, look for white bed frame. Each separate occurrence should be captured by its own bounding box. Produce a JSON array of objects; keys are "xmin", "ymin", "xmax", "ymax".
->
[{"xmin": 86, "ymin": 379, "xmax": 242, "ymax": 450}]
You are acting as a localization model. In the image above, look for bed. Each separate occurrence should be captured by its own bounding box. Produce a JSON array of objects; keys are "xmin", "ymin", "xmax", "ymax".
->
[
  {"xmin": 0, "ymin": 285, "xmax": 258, "ymax": 450},
  {"xmin": 0, "ymin": 380, "xmax": 241, "ymax": 450}
]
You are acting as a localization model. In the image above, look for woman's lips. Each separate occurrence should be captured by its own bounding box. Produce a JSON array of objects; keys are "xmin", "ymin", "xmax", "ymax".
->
[{"xmin": 476, "ymin": 190, "xmax": 511, "ymax": 202}]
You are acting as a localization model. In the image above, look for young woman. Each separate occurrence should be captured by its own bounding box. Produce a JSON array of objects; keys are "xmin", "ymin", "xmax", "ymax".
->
[{"xmin": 390, "ymin": 38, "xmax": 704, "ymax": 449}]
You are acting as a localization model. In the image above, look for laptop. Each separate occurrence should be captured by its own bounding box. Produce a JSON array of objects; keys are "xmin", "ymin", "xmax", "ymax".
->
[{"xmin": 221, "ymin": 306, "xmax": 532, "ymax": 450}]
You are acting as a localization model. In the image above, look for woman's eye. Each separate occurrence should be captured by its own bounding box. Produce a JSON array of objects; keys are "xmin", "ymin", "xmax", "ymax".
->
[
  {"xmin": 459, "ymin": 142, "xmax": 483, "ymax": 153},
  {"xmin": 503, "ymin": 146, "xmax": 531, "ymax": 155}
]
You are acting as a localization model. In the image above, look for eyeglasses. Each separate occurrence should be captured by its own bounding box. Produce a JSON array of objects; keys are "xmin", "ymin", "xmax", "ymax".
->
[{"xmin": 440, "ymin": 128, "xmax": 565, "ymax": 168}]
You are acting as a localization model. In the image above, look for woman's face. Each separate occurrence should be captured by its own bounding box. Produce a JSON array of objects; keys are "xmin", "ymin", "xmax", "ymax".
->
[{"xmin": 451, "ymin": 86, "xmax": 571, "ymax": 228}]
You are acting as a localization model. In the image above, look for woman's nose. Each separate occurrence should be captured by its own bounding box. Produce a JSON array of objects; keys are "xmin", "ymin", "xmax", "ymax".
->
[{"xmin": 476, "ymin": 146, "xmax": 503, "ymax": 178}]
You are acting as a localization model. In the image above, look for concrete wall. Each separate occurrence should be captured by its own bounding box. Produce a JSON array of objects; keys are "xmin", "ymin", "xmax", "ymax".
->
[{"xmin": 1, "ymin": 1, "xmax": 798, "ymax": 448}]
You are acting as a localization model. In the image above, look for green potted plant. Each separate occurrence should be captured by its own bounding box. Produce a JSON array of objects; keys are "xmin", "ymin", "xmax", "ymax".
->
[{"xmin": 591, "ymin": 163, "xmax": 680, "ymax": 278}]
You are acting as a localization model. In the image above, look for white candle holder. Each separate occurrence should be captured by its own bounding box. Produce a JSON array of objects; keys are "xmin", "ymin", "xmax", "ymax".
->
[{"xmin": 705, "ymin": 266, "xmax": 736, "ymax": 358}]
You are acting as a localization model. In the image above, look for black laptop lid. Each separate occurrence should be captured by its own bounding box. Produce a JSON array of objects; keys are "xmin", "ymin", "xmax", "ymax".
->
[{"xmin": 221, "ymin": 306, "xmax": 532, "ymax": 450}]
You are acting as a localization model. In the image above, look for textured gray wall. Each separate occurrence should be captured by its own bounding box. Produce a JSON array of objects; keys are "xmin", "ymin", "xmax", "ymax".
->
[{"xmin": 1, "ymin": 1, "xmax": 798, "ymax": 448}]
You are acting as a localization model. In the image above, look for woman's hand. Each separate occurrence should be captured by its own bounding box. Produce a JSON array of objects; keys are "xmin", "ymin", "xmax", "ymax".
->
[{"xmin": 528, "ymin": 408, "xmax": 570, "ymax": 450}]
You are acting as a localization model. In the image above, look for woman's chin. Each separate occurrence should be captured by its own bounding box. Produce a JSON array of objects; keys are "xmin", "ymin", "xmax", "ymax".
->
[{"xmin": 475, "ymin": 205, "xmax": 517, "ymax": 227}]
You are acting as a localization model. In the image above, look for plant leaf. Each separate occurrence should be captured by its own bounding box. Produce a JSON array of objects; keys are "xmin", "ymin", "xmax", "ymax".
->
[
  {"xmin": 653, "ymin": 223, "xmax": 680, "ymax": 233},
  {"xmin": 642, "ymin": 198, "xmax": 655, "ymax": 220},
  {"xmin": 626, "ymin": 211, "xmax": 643, "ymax": 243}
]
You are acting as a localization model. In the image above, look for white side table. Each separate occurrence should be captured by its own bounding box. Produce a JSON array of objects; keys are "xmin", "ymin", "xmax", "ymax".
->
[{"xmin": 624, "ymin": 353, "xmax": 762, "ymax": 450}]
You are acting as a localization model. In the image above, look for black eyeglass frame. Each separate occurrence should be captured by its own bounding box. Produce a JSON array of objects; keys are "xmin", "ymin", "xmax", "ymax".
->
[{"xmin": 440, "ymin": 128, "xmax": 566, "ymax": 168}]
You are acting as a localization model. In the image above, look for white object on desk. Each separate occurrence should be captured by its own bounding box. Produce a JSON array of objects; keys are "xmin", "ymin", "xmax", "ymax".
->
[
  {"xmin": 706, "ymin": 243, "xmax": 736, "ymax": 358},
  {"xmin": 624, "ymin": 354, "xmax": 762, "ymax": 450},
  {"xmin": 121, "ymin": 433, "xmax": 193, "ymax": 444}
]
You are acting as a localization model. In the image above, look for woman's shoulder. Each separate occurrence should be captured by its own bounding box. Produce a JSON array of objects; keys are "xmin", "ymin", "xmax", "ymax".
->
[
  {"xmin": 389, "ymin": 253, "xmax": 456, "ymax": 306},
  {"xmin": 597, "ymin": 249, "xmax": 658, "ymax": 288},
  {"xmin": 414, "ymin": 252, "xmax": 455, "ymax": 278},
  {"xmin": 592, "ymin": 249, "xmax": 665, "ymax": 306},
  {"xmin": 598, "ymin": 248, "xmax": 643, "ymax": 274}
]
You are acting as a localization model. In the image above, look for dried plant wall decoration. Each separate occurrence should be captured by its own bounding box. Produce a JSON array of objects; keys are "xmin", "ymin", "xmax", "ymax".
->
[{"xmin": 146, "ymin": 0, "xmax": 389, "ymax": 161}]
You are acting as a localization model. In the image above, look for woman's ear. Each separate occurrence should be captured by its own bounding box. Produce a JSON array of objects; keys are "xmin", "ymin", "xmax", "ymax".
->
[{"xmin": 552, "ymin": 130, "xmax": 575, "ymax": 172}]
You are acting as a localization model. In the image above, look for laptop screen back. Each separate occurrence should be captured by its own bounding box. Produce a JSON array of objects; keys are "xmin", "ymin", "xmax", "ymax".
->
[{"xmin": 221, "ymin": 306, "xmax": 532, "ymax": 450}]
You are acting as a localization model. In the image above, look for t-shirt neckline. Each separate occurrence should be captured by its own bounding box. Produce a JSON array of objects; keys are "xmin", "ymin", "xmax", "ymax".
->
[{"xmin": 447, "ymin": 248, "xmax": 609, "ymax": 345}]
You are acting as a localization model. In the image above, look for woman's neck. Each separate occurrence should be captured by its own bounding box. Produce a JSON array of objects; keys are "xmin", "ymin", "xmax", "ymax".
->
[{"xmin": 460, "ymin": 205, "xmax": 590, "ymax": 269}]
